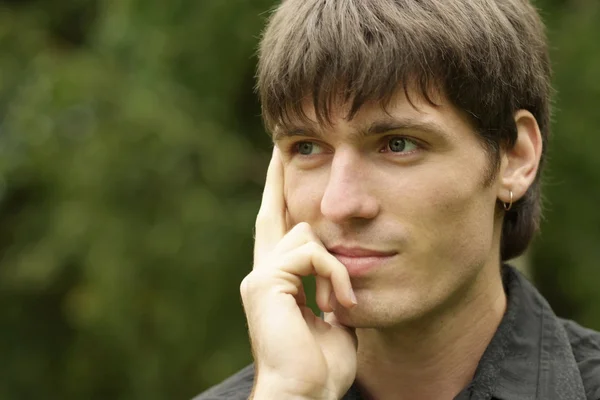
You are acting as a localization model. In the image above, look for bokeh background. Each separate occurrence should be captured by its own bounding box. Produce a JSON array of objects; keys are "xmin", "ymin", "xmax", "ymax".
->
[{"xmin": 0, "ymin": 0, "xmax": 598, "ymax": 399}]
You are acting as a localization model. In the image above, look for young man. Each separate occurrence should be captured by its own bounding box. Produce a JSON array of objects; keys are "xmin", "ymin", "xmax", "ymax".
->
[{"xmin": 197, "ymin": 0, "xmax": 600, "ymax": 399}]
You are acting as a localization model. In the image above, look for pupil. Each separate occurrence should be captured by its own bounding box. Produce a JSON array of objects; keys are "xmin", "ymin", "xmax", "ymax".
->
[
  {"xmin": 389, "ymin": 138, "xmax": 406, "ymax": 152},
  {"xmin": 298, "ymin": 142, "xmax": 313, "ymax": 155}
]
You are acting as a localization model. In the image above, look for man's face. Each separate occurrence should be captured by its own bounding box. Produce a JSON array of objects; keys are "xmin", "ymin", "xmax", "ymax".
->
[{"xmin": 275, "ymin": 90, "xmax": 504, "ymax": 328}]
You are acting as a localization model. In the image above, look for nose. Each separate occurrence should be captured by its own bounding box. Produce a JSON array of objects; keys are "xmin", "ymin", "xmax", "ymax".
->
[{"xmin": 320, "ymin": 151, "xmax": 380, "ymax": 223}]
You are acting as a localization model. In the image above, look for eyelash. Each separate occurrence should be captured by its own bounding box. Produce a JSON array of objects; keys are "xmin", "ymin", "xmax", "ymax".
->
[{"xmin": 287, "ymin": 136, "xmax": 423, "ymax": 157}]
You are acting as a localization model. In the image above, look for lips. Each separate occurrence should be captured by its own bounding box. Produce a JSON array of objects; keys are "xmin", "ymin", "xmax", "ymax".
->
[
  {"xmin": 327, "ymin": 246, "xmax": 397, "ymax": 257},
  {"xmin": 328, "ymin": 246, "xmax": 397, "ymax": 277}
]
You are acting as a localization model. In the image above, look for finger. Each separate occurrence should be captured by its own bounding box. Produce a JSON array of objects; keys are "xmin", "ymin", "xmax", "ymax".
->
[
  {"xmin": 254, "ymin": 147, "xmax": 286, "ymax": 264},
  {"xmin": 300, "ymin": 305, "xmax": 317, "ymax": 327},
  {"xmin": 278, "ymin": 242, "xmax": 356, "ymax": 309},
  {"xmin": 272, "ymin": 222, "xmax": 321, "ymax": 257},
  {"xmin": 294, "ymin": 279, "xmax": 308, "ymax": 307},
  {"xmin": 315, "ymin": 276, "xmax": 334, "ymax": 313}
]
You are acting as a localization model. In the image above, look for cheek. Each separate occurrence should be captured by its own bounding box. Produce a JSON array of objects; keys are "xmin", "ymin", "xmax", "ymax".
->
[
  {"xmin": 284, "ymin": 170, "xmax": 327, "ymax": 225},
  {"xmin": 395, "ymin": 154, "xmax": 494, "ymax": 233},
  {"xmin": 420, "ymin": 149, "xmax": 493, "ymax": 216},
  {"xmin": 413, "ymin": 167, "xmax": 497, "ymax": 260}
]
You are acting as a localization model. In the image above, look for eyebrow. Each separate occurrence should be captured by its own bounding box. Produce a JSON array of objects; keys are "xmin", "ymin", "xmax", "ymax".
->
[{"xmin": 272, "ymin": 117, "xmax": 450, "ymax": 142}]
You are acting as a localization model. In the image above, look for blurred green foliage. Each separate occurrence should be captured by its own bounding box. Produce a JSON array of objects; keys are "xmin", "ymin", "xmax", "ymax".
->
[
  {"xmin": 0, "ymin": 0, "xmax": 598, "ymax": 399},
  {"xmin": 531, "ymin": 0, "xmax": 600, "ymax": 330}
]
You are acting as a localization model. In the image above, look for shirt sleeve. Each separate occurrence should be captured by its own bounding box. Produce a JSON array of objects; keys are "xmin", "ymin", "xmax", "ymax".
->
[{"xmin": 193, "ymin": 364, "xmax": 255, "ymax": 400}]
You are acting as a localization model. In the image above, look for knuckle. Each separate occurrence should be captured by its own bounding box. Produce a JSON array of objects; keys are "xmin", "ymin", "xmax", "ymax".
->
[
  {"xmin": 287, "ymin": 222, "xmax": 321, "ymax": 246},
  {"xmin": 299, "ymin": 242, "xmax": 324, "ymax": 263},
  {"xmin": 254, "ymin": 212, "xmax": 271, "ymax": 228},
  {"xmin": 240, "ymin": 272, "xmax": 262, "ymax": 299},
  {"xmin": 305, "ymin": 241, "xmax": 321, "ymax": 253},
  {"xmin": 292, "ymin": 221, "xmax": 312, "ymax": 235},
  {"xmin": 239, "ymin": 274, "xmax": 252, "ymax": 298},
  {"xmin": 296, "ymin": 221, "xmax": 311, "ymax": 231},
  {"xmin": 240, "ymin": 268, "xmax": 274, "ymax": 295}
]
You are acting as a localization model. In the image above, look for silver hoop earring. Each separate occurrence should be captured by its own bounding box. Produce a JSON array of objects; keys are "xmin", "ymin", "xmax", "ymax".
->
[{"xmin": 503, "ymin": 190, "xmax": 514, "ymax": 211}]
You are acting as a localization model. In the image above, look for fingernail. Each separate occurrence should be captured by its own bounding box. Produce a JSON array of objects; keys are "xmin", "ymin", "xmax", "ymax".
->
[{"xmin": 350, "ymin": 289, "xmax": 358, "ymax": 305}]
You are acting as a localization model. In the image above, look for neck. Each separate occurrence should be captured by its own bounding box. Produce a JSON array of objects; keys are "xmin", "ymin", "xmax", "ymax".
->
[{"xmin": 354, "ymin": 262, "xmax": 507, "ymax": 400}]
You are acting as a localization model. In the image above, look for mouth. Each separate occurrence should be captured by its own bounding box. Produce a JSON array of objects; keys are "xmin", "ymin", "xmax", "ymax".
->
[{"xmin": 327, "ymin": 246, "xmax": 397, "ymax": 277}]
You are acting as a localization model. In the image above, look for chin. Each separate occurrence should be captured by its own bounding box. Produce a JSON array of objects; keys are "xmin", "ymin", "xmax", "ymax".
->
[
  {"xmin": 332, "ymin": 305, "xmax": 415, "ymax": 330},
  {"xmin": 332, "ymin": 288, "xmax": 438, "ymax": 330}
]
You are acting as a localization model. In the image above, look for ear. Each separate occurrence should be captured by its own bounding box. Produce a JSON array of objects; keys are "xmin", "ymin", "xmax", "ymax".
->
[{"xmin": 498, "ymin": 110, "xmax": 543, "ymax": 204}]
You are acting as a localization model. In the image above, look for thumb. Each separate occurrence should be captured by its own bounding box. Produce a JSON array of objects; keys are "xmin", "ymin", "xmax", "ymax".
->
[{"xmin": 323, "ymin": 312, "xmax": 358, "ymax": 349}]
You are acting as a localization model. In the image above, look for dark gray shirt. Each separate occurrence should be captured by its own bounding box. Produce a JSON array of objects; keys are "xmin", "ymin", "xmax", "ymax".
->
[{"xmin": 196, "ymin": 265, "xmax": 600, "ymax": 399}]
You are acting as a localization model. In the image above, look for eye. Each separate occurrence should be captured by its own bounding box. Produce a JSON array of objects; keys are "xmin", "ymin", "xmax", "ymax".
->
[
  {"xmin": 293, "ymin": 141, "xmax": 324, "ymax": 156},
  {"xmin": 385, "ymin": 137, "xmax": 419, "ymax": 153}
]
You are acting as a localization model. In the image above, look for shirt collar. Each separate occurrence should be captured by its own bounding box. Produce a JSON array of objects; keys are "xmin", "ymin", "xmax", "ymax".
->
[{"xmin": 464, "ymin": 265, "xmax": 587, "ymax": 400}]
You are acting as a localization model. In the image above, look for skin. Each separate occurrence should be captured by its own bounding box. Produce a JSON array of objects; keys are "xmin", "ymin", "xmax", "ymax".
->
[{"xmin": 244, "ymin": 89, "xmax": 542, "ymax": 399}]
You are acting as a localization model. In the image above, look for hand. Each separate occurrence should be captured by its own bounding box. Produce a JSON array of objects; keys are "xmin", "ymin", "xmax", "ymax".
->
[{"xmin": 241, "ymin": 148, "xmax": 358, "ymax": 400}]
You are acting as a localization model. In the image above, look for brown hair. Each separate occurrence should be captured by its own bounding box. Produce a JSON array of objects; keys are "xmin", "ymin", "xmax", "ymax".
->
[{"xmin": 256, "ymin": 0, "xmax": 552, "ymax": 261}]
